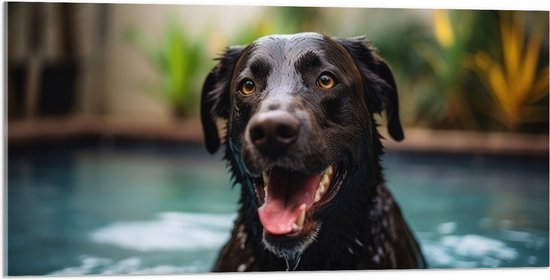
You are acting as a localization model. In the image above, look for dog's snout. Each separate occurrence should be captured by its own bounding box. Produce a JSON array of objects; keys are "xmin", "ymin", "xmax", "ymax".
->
[{"xmin": 248, "ymin": 111, "xmax": 300, "ymax": 156}]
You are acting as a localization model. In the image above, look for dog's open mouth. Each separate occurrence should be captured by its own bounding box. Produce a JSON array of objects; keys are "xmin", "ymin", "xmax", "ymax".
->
[{"xmin": 253, "ymin": 164, "xmax": 341, "ymax": 243}]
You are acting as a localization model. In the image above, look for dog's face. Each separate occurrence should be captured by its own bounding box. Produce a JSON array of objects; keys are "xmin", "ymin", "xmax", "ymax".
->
[{"xmin": 201, "ymin": 32, "xmax": 403, "ymax": 257}]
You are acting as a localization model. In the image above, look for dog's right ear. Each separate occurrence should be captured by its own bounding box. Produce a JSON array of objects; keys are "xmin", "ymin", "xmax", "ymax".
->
[
  {"xmin": 334, "ymin": 36, "xmax": 404, "ymax": 142},
  {"xmin": 201, "ymin": 46, "xmax": 245, "ymax": 154}
]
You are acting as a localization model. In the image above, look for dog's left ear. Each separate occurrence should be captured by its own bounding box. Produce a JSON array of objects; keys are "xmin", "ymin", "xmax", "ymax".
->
[
  {"xmin": 201, "ymin": 46, "xmax": 245, "ymax": 154},
  {"xmin": 334, "ymin": 37, "xmax": 404, "ymax": 141}
]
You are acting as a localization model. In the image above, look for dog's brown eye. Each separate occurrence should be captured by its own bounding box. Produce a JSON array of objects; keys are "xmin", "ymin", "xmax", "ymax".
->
[
  {"xmin": 239, "ymin": 79, "xmax": 256, "ymax": 96},
  {"xmin": 317, "ymin": 74, "xmax": 337, "ymax": 89}
]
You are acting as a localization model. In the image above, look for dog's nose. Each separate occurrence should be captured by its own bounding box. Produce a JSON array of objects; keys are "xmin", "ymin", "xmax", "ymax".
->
[{"xmin": 248, "ymin": 111, "xmax": 300, "ymax": 156}]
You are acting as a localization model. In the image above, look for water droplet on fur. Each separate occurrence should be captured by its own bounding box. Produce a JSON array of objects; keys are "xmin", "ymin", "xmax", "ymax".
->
[{"xmin": 283, "ymin": 252, "xmax": 302, "ymax": 271}]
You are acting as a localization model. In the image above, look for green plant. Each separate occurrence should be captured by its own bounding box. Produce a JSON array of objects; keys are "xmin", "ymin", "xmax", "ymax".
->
[
  {"xmin": 365, "ymin": 17, "xmax": 433, "ymax": 127},
  {"xmin": 229, "ymin": 7, "xmax": 328, "ymax": 46},
  {"xmin": 125, "ymin": 19, "xmax": 206, "ymax": 118},
  {"xmin": 412, "ymin": 10, "xmax": 481, "ymax": 129}
]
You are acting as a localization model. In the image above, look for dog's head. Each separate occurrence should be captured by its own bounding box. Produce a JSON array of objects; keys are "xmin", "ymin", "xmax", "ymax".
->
[{"xmin": 201, "ymin": 33, "xmax": 403, "ymax": 257}]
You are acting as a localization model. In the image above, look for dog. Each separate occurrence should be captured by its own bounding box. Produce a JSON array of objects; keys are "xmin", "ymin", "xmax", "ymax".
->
[{"xmin": 200, "ymin": 32, "xmax": 426, "ymax": 271}]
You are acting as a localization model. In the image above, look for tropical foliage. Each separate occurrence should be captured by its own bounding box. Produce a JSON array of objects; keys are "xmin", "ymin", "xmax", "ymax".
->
[
  {"xmin": 125, "ymin": 19, "xmax": 207, "ymax": 117},
  {"xmin": 126, "ymin": 8, "xmax": 548, "ymax": 133},
  {"xmin": 470, "ymin": 12, "xmax": 549, "ymax": 129}
]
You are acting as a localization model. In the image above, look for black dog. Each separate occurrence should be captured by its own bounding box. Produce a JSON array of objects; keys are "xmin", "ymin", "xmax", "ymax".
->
[{"xmin": 201, "ymin": 32, "xmax": 425, "ymax": 271}]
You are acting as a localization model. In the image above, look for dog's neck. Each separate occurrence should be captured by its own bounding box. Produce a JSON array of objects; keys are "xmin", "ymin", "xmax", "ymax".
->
[{"xmin": 294, "ymin": 135, "xmax": 388, "ymax": 269}]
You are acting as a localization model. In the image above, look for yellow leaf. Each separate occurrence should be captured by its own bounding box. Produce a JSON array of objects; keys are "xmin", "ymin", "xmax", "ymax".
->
[
  {"xmin": 518, "ymin": 27, "xmax": 543, "ymax": 103},
  {"xmin": 488, "ymin": 65, "xmax": 511, "ymax": 108},
  {"xmin": 501, "ymin": 13, "xmax": 523, "ymax": 80},
  {"xmin": 433, "ymin": 10, "xmax": 455, "ymax": 48}
]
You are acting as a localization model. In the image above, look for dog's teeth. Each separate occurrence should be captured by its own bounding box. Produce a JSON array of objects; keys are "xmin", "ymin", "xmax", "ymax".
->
[
  {"xmin": 325, "ymin": 166, "xmax": 333, "ymax": 177},
  {"xmin": 314, "ymin": 181, "xmax": 327, "ymax": 203},
  {"xmin": 317, "ymin": 166, "xmax": 334, "ymax": 202},
  {"xmin": 313, "ymin": 173, "xmax": 331, "ymax": 204},
  {"xmin": 321, "ymin": 173, "xmax": 330, "ymax": 187},
  {"xmin": 262, "ymin": 170, "xmax": 270, "ymax": 198},
  {"xmin": 262, "ymin": 171, "xmax": 269, "ymax": 185},
  {"xmin": 295, "ymin": 206, "xmax": 306, "ymax": 229},
  {"xmin": 314, "ymin": 189, "xmax": 321, "ymax": 203}
]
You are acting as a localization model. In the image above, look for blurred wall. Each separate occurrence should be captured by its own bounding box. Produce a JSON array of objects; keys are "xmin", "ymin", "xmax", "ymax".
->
[
  {"xmin": 7, "ymin": 3, "xmax": 269, "ymax": 122},
  {"xmin": 102, "ymin": 4, "xmax": 266, "ymax": 123}
]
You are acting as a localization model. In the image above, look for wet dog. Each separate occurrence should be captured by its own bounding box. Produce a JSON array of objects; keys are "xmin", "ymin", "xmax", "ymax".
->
[{"xmin": 201, "ymin": 32, "xmax": 425, "ymax": 271}]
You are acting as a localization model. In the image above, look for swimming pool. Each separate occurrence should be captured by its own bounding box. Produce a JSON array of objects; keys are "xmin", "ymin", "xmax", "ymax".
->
[{"xmin": 6, "ymin": 141, "xmax": 549, "ymax": 275}]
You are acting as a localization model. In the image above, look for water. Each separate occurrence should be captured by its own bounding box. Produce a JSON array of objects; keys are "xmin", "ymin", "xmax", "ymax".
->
[
  {"xmin": 384, "ymin": 153, "xmax": 548, "ymax": 268},
  {"xmin": 6, "ymin": 142, "xmax": 549, "ymax": 275}
]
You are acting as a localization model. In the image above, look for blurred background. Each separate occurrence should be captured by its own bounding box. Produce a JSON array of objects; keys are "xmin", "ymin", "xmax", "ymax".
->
[{"xmin": 5, "ymin": 2, "xmax": 549, "ymax": 276}]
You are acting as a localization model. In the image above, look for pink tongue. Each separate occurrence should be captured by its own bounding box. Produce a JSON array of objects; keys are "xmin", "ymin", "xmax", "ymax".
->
[{"xmin": 257, "ymin": 167, "xmax": 322, "ymax": 235}]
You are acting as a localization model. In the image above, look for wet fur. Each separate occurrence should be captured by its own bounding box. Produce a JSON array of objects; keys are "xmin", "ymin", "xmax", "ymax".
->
[{"xmin": 201, "ymin": 33, "xmax": 425, "ymax": 271}]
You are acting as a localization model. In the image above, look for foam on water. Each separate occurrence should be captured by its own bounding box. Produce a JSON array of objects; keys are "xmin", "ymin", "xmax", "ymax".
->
[
  {"xmin": 90, "ymin": 212, "xmax": 235, "ymax": 252},
  {"xmin": 420, "ymin": 221, "xmax": 531, "ymax": 268},
  {"xmin": 50, "ymin": 255, "xmax": 202, "ymax": 275},
  {"xmin": 54, "ymin": 216, "xmax": 546, "ymax": 274}
]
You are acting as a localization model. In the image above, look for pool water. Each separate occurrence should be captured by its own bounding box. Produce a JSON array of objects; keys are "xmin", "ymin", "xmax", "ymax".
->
[{"xmin": 6, "ymin": 142, "xmax": 549, "ymax": 275}]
